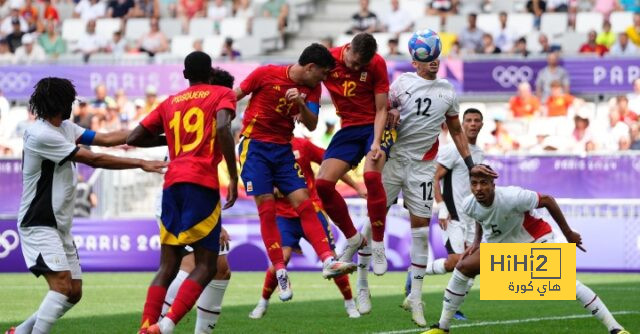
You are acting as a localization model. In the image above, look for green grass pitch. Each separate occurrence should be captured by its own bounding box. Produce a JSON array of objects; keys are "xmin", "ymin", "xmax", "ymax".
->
[{"xmin": 1, "ymin": 272, "xmax": 639, "ymax": 333}]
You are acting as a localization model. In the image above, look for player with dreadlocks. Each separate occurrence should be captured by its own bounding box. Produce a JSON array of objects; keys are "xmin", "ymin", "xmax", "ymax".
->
[{"xmin": 6, "ymin": 77, "xmax": 166, "ymax": 334}]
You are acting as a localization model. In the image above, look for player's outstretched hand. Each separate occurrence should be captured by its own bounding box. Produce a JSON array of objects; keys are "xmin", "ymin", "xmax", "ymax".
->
[
  {"xmin": 223, "ymin": 178, "xmax": 238, "ymax": 210},
  {"xmin": 220, "ymin": 227, "xmax": 230, "ymax": 252},
  {"xmin": 470, "ymin": 164, "xmax": 499, "ymax": 179},
  {"xmin": 438, "ymin": 218, "xmax": 449, "ymax": 231},
  {"xmin": 462, "ymin": 242, "xmax": 479, "ymax": 259},
  {"xmin": 566, "ymin": 230, "xmax": 586, "ymax": 252},
  {"xmin": 369, "ymin": 143, "xmax": 382, "ymax": 161},
  {"xmin": 141, "ymin": 160, "xmax": 168, "ymax": 173},
  {"xmin": 387, "ymin": 109, "xmax": 400, "ymax": 128}
]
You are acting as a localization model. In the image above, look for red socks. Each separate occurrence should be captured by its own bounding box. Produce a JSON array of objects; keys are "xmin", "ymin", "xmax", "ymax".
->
[
  {"xmin": 166, "ymin": 279, "xmax": 204, "ymax": 325},
  {"xmin": 364, "ymin": 171, "xmax": 387, "ymax": 242},
  {"xmin": 140, "ymin": 285, "xmax": 167, "ymax": 329},
  {"xmin": 316, "ymin": 179, "xmax": 357, "ymax": 239},
  {"xmin": 262, "ymin": 268, "xmax": 278, "ymax": 300},
  {"xmin": 258, "ymin": 199, "xmax": 285, "ymax": 270},
  {"xmin": 333, "ymin": 274, "xmax": 353, "ymax": 300},
  {"xmin": 296, "ymin": 199, "xmax": 333, "ymax": 261}
]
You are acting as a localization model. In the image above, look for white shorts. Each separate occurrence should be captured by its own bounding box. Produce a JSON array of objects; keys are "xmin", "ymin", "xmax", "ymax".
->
[
  {"xmin": 383, "ymin": 158, "xmax": 436, "ymax": 218},
  {"xmin": 444, "ymin": 218, "xmax": 476, "ymax": 254},
  {"xmin": 19, "ymin": 226, "xmax": 82, "ymax": 279}
]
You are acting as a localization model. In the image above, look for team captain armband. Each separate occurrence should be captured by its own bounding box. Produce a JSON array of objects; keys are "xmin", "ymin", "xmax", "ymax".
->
[
  {"xmin": 78, "ymin": 130, "xmax": 96, "ymax": 145},
  {"xmin": 464, "ymin": 155, "xmax": 475, "ymax": 171},
  {"xmin": 306, "ymin": 102, "xmax": 320, "ymax": 116}
]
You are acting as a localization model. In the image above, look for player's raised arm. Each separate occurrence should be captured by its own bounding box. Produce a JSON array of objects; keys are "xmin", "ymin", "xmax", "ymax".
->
[
  {"xmin": 446, "ymin": 115, "xmax": 472, "ymax": 166},
  {"xmin": 287, "ymin": 88, "xmax": 319, "ymax": 130},
  {"xmin": 90, "ymin": 129, "xmax": 130, "ymax": 147},
  {"xmin": 538, "ymin": 193, "xmax": 586, "ymax": 252},
  {"xmin": 234, "ymin": 87, "xmax": 248, "ymax": 101},
  {"xmin": 371, "ymin": 92, "xmax": 388, "ymax": 160},
  {"xmin": 217, "ymin": 108, "xmax": 238, "ymax": 209}
]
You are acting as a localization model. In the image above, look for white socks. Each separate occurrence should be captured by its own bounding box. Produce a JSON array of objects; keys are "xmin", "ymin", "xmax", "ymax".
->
[
  {"xmin": 14, "ymin": 312, "xmax": 37, "ymax": 334},
  {"xmin": 409, "ymin": 227, "xmax": 429, "ymax": 301},
  {"xmin": 438, "ymin": 269, "xmax": 472, "ymax": 330},
  {"xmin": 576, "ymin": 280, "xmax": 622, "ymax": 332},
  {"xmin": 356, "ymin": 221, "xmax": 372, "ymax": 290},
  {"xmin": 426, "ymin": 258, "xmax": 447, "ymax": 275},
  {"xmin": 162, "ymin": 270, "xmax": 189, "ymax": 318},
  {"xmin": 195, "ymin": 279, "xmax": 229, "ymax": 334},
  {"xmin": 32, "ymin": 291, "xmax": 74, "ymax": 334}
]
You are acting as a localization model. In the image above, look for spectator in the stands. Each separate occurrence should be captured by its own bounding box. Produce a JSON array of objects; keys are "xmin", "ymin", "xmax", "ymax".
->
[
  {"xmin": 547, "ymin": 0, "xmax": 568, "ymax": 11},
  {"xmin": 579, "ymin": 30, "xmax": 608, "ymax": 56},
  {"xmin": 208, "ymin": 0, "xmax": 229, "ymax": 33},
  {"xmin": 74, "ymin": 0, "xmax": 107, "ymax": 21},
  {"xmin": 536, "ymin": 52, "xmax": 569, "ymax": 100},
  {"xmin": 107, "ymin": 0, "xmax": 135, "ymax": 18},
  {"xmin": 570, "ymin": 112, "xmax": 595, "ymax": 153},
  {"xmin": 192, "ymin": 38, "xmax": 203, "ymax": 52},
  {"xmin": 0, "ymin": 0, "xmax": 11, "ymax": 18},
  {"xmin": 604, "ymin": 107, "xmax": 631, "ymax": 150},
  {"xmin": 386, "ymin": 38, "xmax": 402, "ymax": 57},
  {"xmin": 107, "ymin": 30, "xmax": 127, "ymax": 55},
  {"xmin": 526, "ymin": 0, "xmax": 546, "ymax": 27},
  {"xmin": 627, "ymin": 13, "xmax": 640, "ymax": 47},
  {"xmin": 320, "ymin": 117, "xmax": 337, "ymax": 148},
  {"xmin": 261, "ymin": 0, "xmax": 288, "ymax": 34},
  {"xmin": 347, "ymin": 0, "xmax": 378, "ymax": 34},
  {"xmin": 512, "ymin": 37, "xmax": 529, "ymax": 57},
  {"xmin": 615, "ymin": 95, "xmax": 638, "ymax": 124},
  {"xmin": 42, "ymin": 0, "xmax": 58, "ymax": 21},
  {"xmin": 6, "ymin": 18, "xmax": 24, "ymax": 52},
  {"xmin": 509, "ymin": 82, "xmax": 540, "ymax": 118},
  {"xmin": 38, "ymin": 20, "xmax": 65, "ymax": 58},
  {"xmin": 14, "ymin": 111, "xmax": 36, "ymax": 138},
  {"xmin": 481, "ymin": 33, "xmax": 500, "ymax": 54},
  {"xmin": 178, "ymin": 0, "xmax": 205, "ymax": 31},
  {"xmin": 494, "ymin": 11, "xmax": 515, "ymax": 52},
  {"xmin": 233, "ymin": 0, "xmax": 254, "ymax": 19},
  {"xmin": 488, "ymin": 118, "xmax": 519, "ymax": 153},
  {"xmin": 74, "ymin": 100, "xmax": 94, "ymax": 129},
  {"xmin": 538, "ymin": 34, "xmax": 561, "ymax": 54},
  {"xmin": 594, "ymin": 0, "xmax": 622, "ymax": 17},
  {"xmin": 92, "ymin": 83, "xmax": 110, "ymax": 111},
  {"xmin": 129, "ymin": 0, "xmax": 159, "ymax": 17},
  {"xmin": 545, "ymin": 80, "xmax": 579, "ymax": 117},
  {"xmin": 609, "ymin": 31, "xmax": 638, "ymax": 56},
  {"xmin": 136, "ymin": 18, "xmax": 168, "ymax": 57},
  {"xmin": 382, "ymin": 0, "xmax": 413, "ymax": 35},
  {"xmin": 427, "ymin": 0, "xmax": 457, "ymax": 17},
  {"xmin": 1, "ymin": 7, "xmax": 28, "ymax": 36},
  {"xmin": 596, "ymin": 20, "xmax": 616, "ymax": 49},
  {"xmin": 220, "ymin": 37, "xmax": 241, "ymax": 60},
  {"xmin": 459, "ymin": 13, "xmax": 484, "ymax": 54},
  {"xmin": 13, "ymin": 33, "xmax": 44, "ymax": 64},
  {"xmin": 19, "ymin": 0, "xmax": 40, "ymax": 33},
  {"xmin": 628, "ymin": 78, "xmax": 640, "ymax": 112},
  {"xmin": 448, "ymin": 40, "xmax": 461, "ymax": 58},
  {"xmin": 102, "ymin": 101, "xmax": 122, "ymax": 132},
  {"xmin": 74, "ymin": 20, "xmax": 107, "ymax": 62},
  {"xmin": 0, "ymin": 39, "xmax": 12, "ymax": 62},
  {"xmin": 143, "ymin": 85, "xmax": 159, "ymax": 115},
  {"xmin": 630, "ymin": 123, "xmax": 640, "ymax": 150}
]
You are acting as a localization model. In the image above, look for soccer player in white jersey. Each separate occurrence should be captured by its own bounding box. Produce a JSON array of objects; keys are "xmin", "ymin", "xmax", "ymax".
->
[
  {"xmin": 354, "ymin": 50, "xmax": 495, "ymax": 327},
  {"xmin": 7, "ymin": 78, "xmax": 166, "ymax": 334},
  {"xmin": 424, "ymin": 165, "xmax": 629, "ymax": 334}
]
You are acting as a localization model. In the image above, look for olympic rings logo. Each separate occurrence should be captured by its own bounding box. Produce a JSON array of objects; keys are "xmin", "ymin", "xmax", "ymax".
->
[
  {"xmin": 491, "ymin": 66, "xmax": 534, "ymax": 88},
  {"xmin": 0, "ymin": 229, "xmax": 19, "ymax": 259},
  {"xmin": 0, "ymin": 72, "xmax": 32, "ymax": 92}
]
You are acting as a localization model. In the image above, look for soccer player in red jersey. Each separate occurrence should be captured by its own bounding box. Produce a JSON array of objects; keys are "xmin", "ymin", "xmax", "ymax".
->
[
  {"xmin": 128, "ymin": 51, "xmax": 239, "ymax": 334},
  {"xmin": 236, "ymin": 44, "xmax": 356, "ymax": 302},
  {"xmin": 248, "ymin": 136, "xmax": 366, "ymax": 319},
  {"xmin": 316, "ymin": 32, "xmax": 396, "ymax": 275}
]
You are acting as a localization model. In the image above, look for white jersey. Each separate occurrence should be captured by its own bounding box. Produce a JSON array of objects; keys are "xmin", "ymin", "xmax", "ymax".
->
[
  {"xmin": 437, "ymin": 143, "xmax": 484, "ymax": 222},
  {"xmin": 389, "ymin": 73, "xmax": 459, "ymax": 161},
  {"xmin": 18, "ymin": 119, "xmax": 85, "ymax": 232},
  {"xmin": 462, "ymin": 186, "xmax": 552, "ymax": 243}
]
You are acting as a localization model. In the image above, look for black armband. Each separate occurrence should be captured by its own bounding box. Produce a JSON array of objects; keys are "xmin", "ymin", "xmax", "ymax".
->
[{"xmin": 464, "ymin": 156, "xmax": 475, "ymax": 171}]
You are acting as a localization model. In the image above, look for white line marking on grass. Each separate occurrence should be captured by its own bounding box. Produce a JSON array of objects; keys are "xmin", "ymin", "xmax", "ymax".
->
[{"xmin": 373, "ymin": 311, "xmax": 640, "ymax": 334}]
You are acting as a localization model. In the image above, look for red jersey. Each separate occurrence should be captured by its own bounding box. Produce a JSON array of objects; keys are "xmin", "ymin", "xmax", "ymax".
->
[
  {"xmin": 140, "ymin": 84, "xmax": 236, "ymax": 190},
  {"xmin": 323, "ymin": 45, "xmax": 389, "ymax": 128},
  {"xmin": 275, "ymin": 138, "xmax": 325, "ymax": 218},
  {"xmin": 240, "ymin": 65, "xmax": 322, "ymax": 144}
]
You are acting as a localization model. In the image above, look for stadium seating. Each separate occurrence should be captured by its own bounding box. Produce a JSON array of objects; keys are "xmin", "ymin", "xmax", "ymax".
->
[
  {"xmin": 540, "ymin": 13, "xmax": 568, "ymax": 37},
  {"xmin": 61, "ymin": 19, "xmax": 87, "ymax": 42},
  {"xmin": 125, "ymin": 18, "xmax": 152, "ymax": 41},
  {"xmin": 575, "ymin": 12, "xmax": 604, "ymax": 33},
  {"xmin": 96, "ymin": 18, "xmax": 123, "ymax": 40},
  {"xmin": 188, "ymin": 18, "xmax": 216, "ymax": 39}
]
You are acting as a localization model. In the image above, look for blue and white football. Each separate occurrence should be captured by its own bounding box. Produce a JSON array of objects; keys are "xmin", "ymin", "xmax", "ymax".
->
[{"xmin": 408, "ymin": 29, "xmax": 442, "ymax": 62}]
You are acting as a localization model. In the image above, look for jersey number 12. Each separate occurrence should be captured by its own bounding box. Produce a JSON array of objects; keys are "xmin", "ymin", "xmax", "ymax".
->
[{"xmin": 415, "ymin": 97, "xmax": 431, "ymax": 116}]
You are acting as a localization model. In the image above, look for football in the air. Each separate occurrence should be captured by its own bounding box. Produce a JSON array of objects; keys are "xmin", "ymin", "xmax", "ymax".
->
[{"xmin": 408, "ymin": 29, "xmax": 442, "ymax": 62}]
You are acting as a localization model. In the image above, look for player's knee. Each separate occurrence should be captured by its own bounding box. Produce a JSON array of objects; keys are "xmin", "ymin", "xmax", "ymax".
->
[
  {"xmin": 214, "ymin": 267, "xmax": 230, "ymax": 280},
  {"xmin": 315, "ymin": 179, "xmax": 335, "ymax": 198},
  {"xmin": 444, "ymin": 257, "xmax": 458, "ymax": 272},
  {"xmin": 51, "ymin": 279, "xmax": 73, "ymax": 297},
  {"xmin": 455, "ymin": 260, "xmax": 477, "ymax": 277},
  {"xmin": 68, "ymin": 286, "xmax": 83, "ymax": 304}
]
